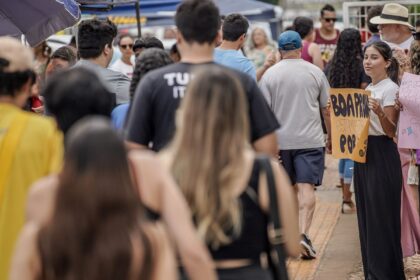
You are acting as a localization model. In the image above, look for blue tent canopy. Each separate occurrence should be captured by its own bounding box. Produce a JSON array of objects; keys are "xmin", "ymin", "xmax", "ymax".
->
[
  {"xmin": 80, "ymin": 0, "xmax": 281, "ymax": 24},
  {"xmin": 78, "ymin": 0, "xmax": 282, "ymax": 37},
  {"xmin": 79, "ymin": 0, "xmax": 180, "ymax": 15}
]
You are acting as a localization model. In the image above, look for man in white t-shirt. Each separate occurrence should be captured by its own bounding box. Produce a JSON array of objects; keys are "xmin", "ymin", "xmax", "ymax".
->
[
  {"xmin": 110, "ymin": 34, "xmax": 134, "ymax": 79},
  {"xmin": 259, "ymin": 30, "xmax": 331, "ymax": 260},
  {"xmin": 370, "ymin": 3, "xmax": 414, "ymax": 51}
]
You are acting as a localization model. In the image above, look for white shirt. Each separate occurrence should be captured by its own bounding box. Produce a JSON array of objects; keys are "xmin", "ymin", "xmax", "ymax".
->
[
  {"xmin": 384, "ymin": 36, "xmax": 414, "ymax": 51},
  {"xmin": 366, "ymin": 78, "xmax": 398, "ymax": 136},
  {"xmin": 110, "ymin": 59, "xmax": 134, "ymax": 79}
]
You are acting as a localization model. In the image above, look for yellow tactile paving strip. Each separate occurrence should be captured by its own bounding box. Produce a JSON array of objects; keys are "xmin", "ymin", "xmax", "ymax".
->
[
  {"xmin": 287, "ymin": 200, "xmax": 341, "ymax": 280},
  {"xmin": 286, "ymin": 156, "xmax": 342, "ymax": 280}
]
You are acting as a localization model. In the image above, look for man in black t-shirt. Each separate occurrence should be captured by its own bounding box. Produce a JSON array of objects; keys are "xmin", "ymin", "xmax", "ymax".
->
[{"xmin": 125, "ymin": 0, "xmax": 279, "ymax": 155}]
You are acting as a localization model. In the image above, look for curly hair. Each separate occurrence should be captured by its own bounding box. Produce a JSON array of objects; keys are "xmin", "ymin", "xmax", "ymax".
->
[
  {"xmin": 130, "ymin": 48, "xmax": 173, "ymax": 100},
  {"xmin": 410, "ymin": 41, "xmax": 420, "ymax": 75},
  {"xmin": 327, "ymin": 28, "xmax": 363, "ymax": 88}
]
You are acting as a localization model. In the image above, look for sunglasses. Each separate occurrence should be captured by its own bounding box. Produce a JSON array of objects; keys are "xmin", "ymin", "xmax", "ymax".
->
[
  {"xmin": 120, "ymin": 44, "xmax": 133, "ymax": 49},
  {"xmin": 323, "ymin": 18, "xmax": 337, "ymax": 23},
  {"xmin": 413, "ymin": 32, "xmax": 420, "ymax": 41}
]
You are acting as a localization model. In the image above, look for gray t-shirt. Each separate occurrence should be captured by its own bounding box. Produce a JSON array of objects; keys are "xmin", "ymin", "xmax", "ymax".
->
[
  {"xmin": 74, "ymin": 60, "xmax": 130, "ymax": 104},
  {"xmin": 259, "ymin": 58, "xmax": 329, "ymax": 150}
]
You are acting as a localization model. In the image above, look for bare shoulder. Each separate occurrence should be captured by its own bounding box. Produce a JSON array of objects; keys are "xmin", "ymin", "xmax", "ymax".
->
[
  {"xmin": 28, "ymin": 175, "xmax": 59, "ymax": 199},
  {"xmin": 309, "ymin": 42, "xmax": 321, "ymax": 51},
  {"xmin": 131, "ymin": 222, "xmax": 176, "ymax": 280},
  {"xmin": 27, "ymin": 175, "xmax": 59, "ymax": 224}
]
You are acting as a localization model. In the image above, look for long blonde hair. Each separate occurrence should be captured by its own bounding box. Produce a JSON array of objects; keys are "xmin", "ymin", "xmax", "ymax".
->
[{"xmin": 169, "ymin": 66, "xmax": 250, "ymax": 249}]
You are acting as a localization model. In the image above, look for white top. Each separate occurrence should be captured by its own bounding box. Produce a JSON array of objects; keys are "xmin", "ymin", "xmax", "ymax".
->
[
  {"xmin": 110, "ymin": 59, "xmax": 134, "ymax": 79},
  {"xmin": 259, "ymin": 58, "xmax": 330, "ymax": 149},
  {"xmin": 384, "ymin": 36, "xmax": 414, "ymax": 51},
  {"xmin": 366, "ymin": 78, "xmax": 398, "ymax": 136}
]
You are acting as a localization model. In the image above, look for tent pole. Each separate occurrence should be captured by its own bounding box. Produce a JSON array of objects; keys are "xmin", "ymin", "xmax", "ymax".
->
[{"xmin": 135, "ymin": 1, "xmax": 141, "ymax": 38}]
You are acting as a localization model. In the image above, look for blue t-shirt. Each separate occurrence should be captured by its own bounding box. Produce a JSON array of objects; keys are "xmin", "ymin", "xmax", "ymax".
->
[
  {"xmin": 111, "ymin": 103, "xmax": 130, "ymax": 130},
  {"xmin": 214, "ymin": 48, "xmax": 256, "ymax": 80}
]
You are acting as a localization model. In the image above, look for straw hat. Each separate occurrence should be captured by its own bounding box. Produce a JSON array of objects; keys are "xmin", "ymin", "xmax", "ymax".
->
[{"xmin": 370, "ymin": 3, "xmax": 414, "ymax": 29}]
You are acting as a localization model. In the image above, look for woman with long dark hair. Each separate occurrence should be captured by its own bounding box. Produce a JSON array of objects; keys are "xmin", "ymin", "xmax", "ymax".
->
[
  {"xmin": 161, "ymin": 66, "xmax": 300, "ymax": 280},
  {"xmin": 10, "ymin": 118, "xmax": 176, "ymax": 280},
  {"xmin": 355, "ymin": 41, "xmax": 404, "ymax": 279},
  {"xmin": 325, "ymin": 28, "xmax": 369, "ymax": 213}
]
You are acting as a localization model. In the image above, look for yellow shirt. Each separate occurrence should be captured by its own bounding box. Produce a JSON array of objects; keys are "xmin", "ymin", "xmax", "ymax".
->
[{"xmin": 0, "ymin": 104, "xmax": 63, "ymax": 280}]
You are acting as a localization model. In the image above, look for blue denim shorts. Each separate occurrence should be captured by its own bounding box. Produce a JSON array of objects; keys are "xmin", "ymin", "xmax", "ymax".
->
[{"xmin": 338, "ymin": 159, "xmax": 354, "ymax": 184}]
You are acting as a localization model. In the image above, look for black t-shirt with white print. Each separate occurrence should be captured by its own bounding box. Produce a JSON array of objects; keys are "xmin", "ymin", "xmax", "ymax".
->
[{"xmin": 125, "ymin": 62, "xmax": 279, "ymax": 152}]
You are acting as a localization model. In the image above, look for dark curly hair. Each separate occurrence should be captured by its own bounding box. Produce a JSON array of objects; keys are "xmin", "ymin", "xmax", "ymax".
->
[
  {"xmin": 130, "ymin": 48, "xmax": 173, "ymax": 100},
  {"xmin": 327, "ymin": 28, "xmax": 363, "ymax": 88}
]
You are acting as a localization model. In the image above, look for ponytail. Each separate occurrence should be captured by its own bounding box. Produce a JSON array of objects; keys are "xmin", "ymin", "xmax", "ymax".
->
[{"xmin": 388, "ymin": 56, "xmax": 399, "ymax": 85}]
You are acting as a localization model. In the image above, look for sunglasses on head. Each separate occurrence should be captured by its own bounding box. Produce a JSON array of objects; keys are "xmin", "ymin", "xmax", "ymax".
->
[
  {"xmin": 323, "ymin": 18, "xmax": 337, "ymax": 23},
  {"xmin": 120, "ymin": 44, "xmax": 133, "ymax": 49},
  {"xmin": 413, "ymin": 32, "xmax": 420, "ymax": 41}
]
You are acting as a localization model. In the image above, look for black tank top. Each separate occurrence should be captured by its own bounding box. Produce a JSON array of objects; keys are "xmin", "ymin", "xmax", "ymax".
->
[{"xmin": 208, "ymin": 159, "xmax": 268, "ymax": 261}]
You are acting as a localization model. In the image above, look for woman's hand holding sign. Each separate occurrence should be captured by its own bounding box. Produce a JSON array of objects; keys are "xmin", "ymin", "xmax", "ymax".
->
[
  {"xmin": 368, "ymin": 96, "xmax": 399, "ymax": 138},
  {"xmin": 368, "ymin": 97, "xmax": 385, "ymax": 118}
]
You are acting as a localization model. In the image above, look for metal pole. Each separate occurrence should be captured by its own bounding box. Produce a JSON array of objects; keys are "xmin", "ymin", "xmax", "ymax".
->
[{"xmin": 135, "ymin": 0, "xmax": 141, "ymax": 38}]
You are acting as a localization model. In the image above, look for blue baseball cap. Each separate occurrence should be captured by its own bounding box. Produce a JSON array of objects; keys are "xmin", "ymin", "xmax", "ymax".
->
[{"xmin": 278, "ymin": 31, "xmax": 302, "ymax": 51}]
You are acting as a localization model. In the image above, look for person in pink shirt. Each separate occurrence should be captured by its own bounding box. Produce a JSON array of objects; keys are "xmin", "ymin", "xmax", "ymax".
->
[{"xmin": 293, "ymin": 16, "xmax": 323, "ymax": 70}]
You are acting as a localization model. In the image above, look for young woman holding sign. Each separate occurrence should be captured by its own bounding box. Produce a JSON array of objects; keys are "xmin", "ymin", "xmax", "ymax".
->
[
  {"xmin": 326, "ymin": 28, "xmax": 369, "ymax": 214},
  {"xmin": 355, "ymin": 41, "xmax": 404, "ymax": 280}
]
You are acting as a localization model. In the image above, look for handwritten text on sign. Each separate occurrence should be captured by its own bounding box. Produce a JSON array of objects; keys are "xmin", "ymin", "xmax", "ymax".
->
[
  {"xmin": 398, "ymin": 73, "xmax": 420, "ymax": 149},
  {"xmin": 330, "ymin": 89, "xmax": 370, "ymax": 163}
]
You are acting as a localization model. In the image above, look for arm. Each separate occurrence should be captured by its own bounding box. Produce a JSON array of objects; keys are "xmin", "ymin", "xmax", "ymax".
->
[
  {"xmin": 139, "ymin": 223, "xmax": 178, "ymax": 280},
  {"xmin": 256, "ymin": 50, "xmax": 277, "ymax": 81},
  {"xmin": 252, "ymin": 132, "xmax": 278, "ymax": 158},
  {"xmin": 319, "ymin": 73, "xmax": 332, "ymax": 152},
  {"xmin": 258, "ymin": 160, "xmax": 301, "ymax": 257},
  {"xmin": 309, "ymin": 43, "xmax": 324, "ymax": 71},
  {"xmin": 321, "ymin": 107, "xmax": 332, "ymax": 153},
  {"xmin": 9, "ymin": 223, "xmax": 41, "ymax": 280},
  {"xmin": 369, "ymin": 97, "xmax": 399, "ymax": 138},
  {"xmin": 131, "ymin": 152, "xmax": 216, "ymax": 280},
  {"xmin": 159, "ymin": 166, "xmax": 216, "ymax": 280}
]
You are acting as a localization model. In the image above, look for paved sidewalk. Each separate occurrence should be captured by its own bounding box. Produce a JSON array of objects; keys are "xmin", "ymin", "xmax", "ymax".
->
[{"xmin": 288, "ymin": 155, "xmax": 420, "ymax": 280}]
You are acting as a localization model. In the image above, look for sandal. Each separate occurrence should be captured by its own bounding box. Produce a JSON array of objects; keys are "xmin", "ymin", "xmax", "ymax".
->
[{"xmin": 342, "ymin": 201, "xmax": 355, "ymax": 214}]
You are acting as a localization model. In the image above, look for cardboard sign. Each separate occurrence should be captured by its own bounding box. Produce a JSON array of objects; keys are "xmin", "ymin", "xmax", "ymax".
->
[
  {"xmin": 398, "ymin": 73, "xmax": 420, "ymax": 149},
  {"xmin": 330, "ymin": 88, "xmax": 371, "ymax": 163}
]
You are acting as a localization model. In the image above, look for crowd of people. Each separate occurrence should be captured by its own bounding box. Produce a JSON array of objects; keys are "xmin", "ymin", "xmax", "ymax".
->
[{"xmin": 1, "ymin": 0, "xmax": 420, "ymax": 279}]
